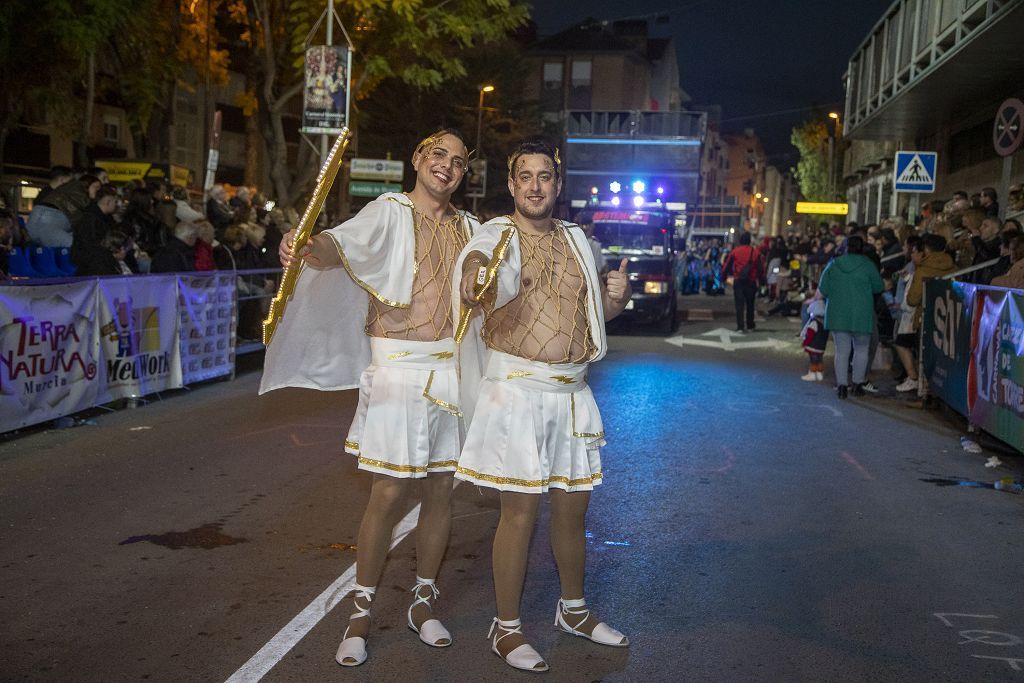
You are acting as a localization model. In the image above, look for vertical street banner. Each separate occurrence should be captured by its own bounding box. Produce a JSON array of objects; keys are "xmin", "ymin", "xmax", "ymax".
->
[
  {"xmin": 967, "ymin": 289, "xmax": 1024, "ymax": 452},
  {"xmin": 96, "ymin": 276, "xmax": 183, "ymax": 400},
  {"xmin": 177, "ymin": 273, "xmax": 237, "ymax": 384},
  {"xmin": 922, "ymin": 279, "xmax": 974, "ymax": 416},
  {"xmin": 301, "ymin": 46, "xmax": 350, "ymax": 134},
  {"xmin": 0, "ymin": 282, "xmax": 101, "ymax": 431}
]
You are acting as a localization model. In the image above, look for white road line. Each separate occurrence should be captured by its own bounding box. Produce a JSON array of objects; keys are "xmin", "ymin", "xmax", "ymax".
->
[{"xmin": 225, "ymin": 503, "xmax": 423, "ymax": 682}]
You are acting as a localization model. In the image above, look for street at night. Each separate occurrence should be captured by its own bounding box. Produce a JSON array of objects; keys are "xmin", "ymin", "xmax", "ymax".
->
[
  {"xmin": 3, "ymin": 299, "xmax": 1023, "ymax": 681},
  {"xmin": 3, "ymin": 0, "xmax": 1024, "ymax": 680}
]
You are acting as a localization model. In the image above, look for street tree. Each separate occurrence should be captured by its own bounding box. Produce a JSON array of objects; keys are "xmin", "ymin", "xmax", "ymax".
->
[
  {"xmin": 0, "ymin": 2, "xmax": 73, "ymax": 177},
  {"xmin": 107, "ymin": 0, "xmax": 232, "ymax": 160},
  {"xmin": 48, "ymin": 0, "xmax": 142, "ymax": 168},
  {"xmin": 790, "ymin": 118, "xmax": 833, "ymax": 203},
  {"xmin": 358, "ymin": 38, "xmax": 543, "ymax": 206},
  {"xmin": 232, "ymin": 0, "xmax": 530, "ymax": 209}
]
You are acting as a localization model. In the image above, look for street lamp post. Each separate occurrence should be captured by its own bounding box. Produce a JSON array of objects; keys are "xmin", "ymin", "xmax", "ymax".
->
[
  {"xmin": 473, "ymin": 85, "xmax": 495, "ymax": 213},
  {"xmin": 828, "ymin": 112, "xmax": 840, "ymax": 200}
]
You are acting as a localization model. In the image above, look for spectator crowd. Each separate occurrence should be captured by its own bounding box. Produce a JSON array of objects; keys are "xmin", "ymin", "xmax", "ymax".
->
[
  {"xmin": 0, "ymin": 166, "xmax": 295, "ymax": 281},
  {"xmin": 725, "ymin": 184, "xmax": 1024, "ymax": 398}
]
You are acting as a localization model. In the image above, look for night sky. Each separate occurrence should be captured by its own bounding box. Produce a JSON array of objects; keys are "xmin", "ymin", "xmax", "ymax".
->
[{"xmin": 531, "ymin": 0, "xmax": 895, "ymax": 165}]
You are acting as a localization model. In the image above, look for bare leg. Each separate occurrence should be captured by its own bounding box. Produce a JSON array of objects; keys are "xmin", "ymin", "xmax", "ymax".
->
[
  {"xmin": 549, "ymin": 488, "xmax": 624, "ymax": 644},
  {"xmin": 409, "ymin": 471, "xmax": 454, "ymax": 638},
  {"xmin": 344, "ymin": 474, "xmax": 410, "ymax": 642},
  {"xmin": 492, "ymin": 491, "xmax": 541, "ymax": 659},
  {"xmin": 896, "ymin": 345, "xmax": 918, "ymax": 380},
  {"xmin": 549, "ymin": 488, "xmax": 598, "ymax": 636}
]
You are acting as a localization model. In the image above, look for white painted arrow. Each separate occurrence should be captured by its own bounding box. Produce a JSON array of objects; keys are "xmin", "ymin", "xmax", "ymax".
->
[{"xmin": 665, "ymin": 328, "xmax": 791, "ymax": 352}]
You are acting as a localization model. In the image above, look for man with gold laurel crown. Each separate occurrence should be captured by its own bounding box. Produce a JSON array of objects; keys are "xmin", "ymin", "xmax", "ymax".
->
[
  {"xmin": 260, "ymin": 129, "xmax": 480, "ymax": 667},
  {"xmin": 454, "ymin": 137, "xmax": 633, "ymax": 673}
]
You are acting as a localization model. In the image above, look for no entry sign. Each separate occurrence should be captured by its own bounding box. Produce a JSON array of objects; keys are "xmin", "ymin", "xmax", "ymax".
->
[{"xmin": 993, "ymin": 98, "xmax": 1024, "ymax": 157}]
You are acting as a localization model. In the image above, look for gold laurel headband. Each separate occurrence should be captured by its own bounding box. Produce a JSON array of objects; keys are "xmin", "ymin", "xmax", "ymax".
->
[{"xmin": 506, "ymin": 147, "xmax": 560, "ymax": 172}]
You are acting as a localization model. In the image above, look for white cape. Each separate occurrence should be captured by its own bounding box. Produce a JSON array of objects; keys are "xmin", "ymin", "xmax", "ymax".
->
[{"xmin": 260, "ymin": 193, "xmax": 478, "ymax": 394}]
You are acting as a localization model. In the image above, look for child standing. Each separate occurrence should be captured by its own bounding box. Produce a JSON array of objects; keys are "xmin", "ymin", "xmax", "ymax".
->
[{"xmin": 801, "ymin": 297, "xmax": 827, "ymax": 381}]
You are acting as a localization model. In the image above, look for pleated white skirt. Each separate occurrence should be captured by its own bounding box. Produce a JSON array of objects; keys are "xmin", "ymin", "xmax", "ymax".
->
[
  {"xmin": 345, "ymin": 339, "xmax": 461, "ymax": 478},
  {"xmin": 455, "ymin": 353, "xmax": 605, "ymax": 494}
]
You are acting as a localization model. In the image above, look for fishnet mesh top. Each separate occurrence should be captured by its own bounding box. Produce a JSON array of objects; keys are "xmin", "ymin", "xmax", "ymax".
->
[
  {"xmin": 365, "ymin": 207, "xmax": 467, "ymax": 341},
  {"xmin": 482, "ymin": 226, "xmax": 595, "ymax": 364}
]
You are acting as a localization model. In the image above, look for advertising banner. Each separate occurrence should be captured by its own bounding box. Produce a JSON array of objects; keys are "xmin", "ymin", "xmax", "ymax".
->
[
  {"xmin": 922, "ymin": 279, "xmax": 974, "ymax": 416},
  {"xmin": 301, "ymin": 46, "xmax": 350, "ymax": 134},
  {"xmin": 967, "ymin": 289, "xmax": 1024, "ymax": 452},
  {"xmin": 178, "ymin": 273, "xmax": 237, "ymax": 384},
  {"xmin": 0, "ymin": 282, "xmax": 101, "ymax": 431},
  {"xmin": 96, "ymin": 276, "xmax": 182, "ymax": 400}
]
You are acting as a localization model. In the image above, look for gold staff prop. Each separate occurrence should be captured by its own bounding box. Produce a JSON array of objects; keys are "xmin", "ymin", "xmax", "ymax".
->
[
  {"xmin": 262, "ymin": 127, "xmax": 352, "ymax": 346},
  {"xmin": 454, "ymin": 226, "xmax": 515, "ymax": 344}
]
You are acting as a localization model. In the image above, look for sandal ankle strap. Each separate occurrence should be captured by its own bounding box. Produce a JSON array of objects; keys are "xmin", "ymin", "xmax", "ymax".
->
[
  {"xmin": 349, "ymin": 583, "xmax": 376, "ymax": 620},
  {"xmin": 411, "ymin": 576, "xmax": 441, "ymax": 601},
  {"xmin": 488, "ymin": 616, "xmax": 523, "ymax": 642},
  {"xmin": 555, "ymin": 597, "xmax": 590, "ymax": 627}
]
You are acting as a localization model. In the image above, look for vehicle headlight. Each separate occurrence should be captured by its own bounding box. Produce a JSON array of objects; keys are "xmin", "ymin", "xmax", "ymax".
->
[{"xmin": 644, "ymin": 281, "xmax": 667, "ymax": 294}]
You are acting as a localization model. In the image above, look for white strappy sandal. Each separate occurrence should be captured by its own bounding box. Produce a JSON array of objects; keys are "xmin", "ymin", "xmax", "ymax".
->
[
  {"xmin": 407, "ymin": 576, "xmax": 452, "ymax": 647},
  {"xmin": 335, "ymin": 584, "xmax": 375, "ymax": 667},
  {"xmin": 489, "ymin": 617, "xmax": 548, "ymax": 673},
  {"xmin": 554, "ymin": 598, "xmax": 629, "ymax": 647}
]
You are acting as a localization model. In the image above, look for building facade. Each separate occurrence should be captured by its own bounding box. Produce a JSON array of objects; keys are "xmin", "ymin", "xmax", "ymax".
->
[
  {"xmin": 525, "ymin": 19, "xmax": 687, "ymax": 123},
  {"xmin": 842, "ymin": 0, "xmax": 1024, "ymax": 224}
]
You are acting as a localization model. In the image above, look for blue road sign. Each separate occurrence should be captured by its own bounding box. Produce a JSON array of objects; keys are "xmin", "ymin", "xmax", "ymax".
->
[{"xmin": 893, "ymin": 151, "xmax": 937, "ymax": 193}]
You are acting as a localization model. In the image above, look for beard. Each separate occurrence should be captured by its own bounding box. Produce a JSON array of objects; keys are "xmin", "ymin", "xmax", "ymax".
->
[
  {"xmin": 514, "ymin": 194, "xmax": 555, "ymax": 220},
  {"xmin": 515, "ymin": 204, "xmax": 551, "ymax": 220}
]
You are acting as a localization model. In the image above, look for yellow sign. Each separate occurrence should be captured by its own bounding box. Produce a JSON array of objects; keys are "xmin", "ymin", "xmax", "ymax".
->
[
  {"xmin": 98, "ymin": 161, "xmax": 153, "ymax": 182},
  {"xmin": 796, "ymin": 201, "xmax": 849, "ymax": 215},
  {"xmin": 96, "ymin": 160, "xmax": 194, "ymax": 188}
]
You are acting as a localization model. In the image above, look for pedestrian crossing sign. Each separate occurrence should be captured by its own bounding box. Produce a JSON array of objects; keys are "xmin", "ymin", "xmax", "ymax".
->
[{"xmin": 893, "ymin": 151, "xmax": 937, "ymax": 193}]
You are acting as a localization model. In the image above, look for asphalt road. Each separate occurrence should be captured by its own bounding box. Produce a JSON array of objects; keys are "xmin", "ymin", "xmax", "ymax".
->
[{"xmin": 2, "ymin": 301, "xmax": 1023, "ymax": 682}]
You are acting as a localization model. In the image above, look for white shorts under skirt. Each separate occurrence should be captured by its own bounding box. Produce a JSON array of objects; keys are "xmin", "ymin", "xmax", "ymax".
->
[
  {"xmin": 345, "ymin": 338, "xmax": 461, "ymax": 479},
  {"xmin": 455, "ymin": 352, "xmax": 605, "ymax": 494}
]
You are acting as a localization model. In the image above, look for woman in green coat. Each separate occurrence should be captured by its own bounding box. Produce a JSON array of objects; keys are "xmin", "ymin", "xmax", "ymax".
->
[{"xmin": 818, "ymin": 235, "xmax": 884, "ymax": 398}]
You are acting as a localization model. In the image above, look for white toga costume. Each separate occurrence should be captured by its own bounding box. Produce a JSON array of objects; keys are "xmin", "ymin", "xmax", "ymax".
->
[
  {"xmin": 452, "ymin": 217, "xmax": 609, "ymax": 494},
  {"xmin": 260, "ymin": 192, "xmax": 480, "ymax": 477}
]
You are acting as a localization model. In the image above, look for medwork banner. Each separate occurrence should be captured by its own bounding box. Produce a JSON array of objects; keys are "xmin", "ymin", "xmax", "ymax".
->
[
  {"xmin": 301, "ymin": 45, "xmax": 350, "ymax": 134},
  {"xmin": 922, "ymin": 279, "xmax": 974, "ymax": 416},
  {"xmin": 967, "ymin": 288, "xmax": 1024, "ymax": 452},
  {"xmin": 96, "ymin": 276, "xmax": 182, "ymax": 400},
  {"xmin": 177, "ymin": 273, "xmax": 236, "ymax": 384},
  {"xmin": 0, "ymin": 282, "xmax": 101, "ymax": 432}
]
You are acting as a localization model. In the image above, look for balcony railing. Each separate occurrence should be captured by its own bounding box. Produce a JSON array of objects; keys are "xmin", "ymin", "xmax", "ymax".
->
[
  {"xmin": 843, "ymin": 0, "xmax": 1023, "ymax": 136},
  {"xmin": 565, "ymin": 110, "xmax": 706, "ymax": 139}
]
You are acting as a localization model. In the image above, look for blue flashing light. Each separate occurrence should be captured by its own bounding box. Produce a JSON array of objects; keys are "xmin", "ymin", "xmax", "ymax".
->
[
  {"xmin": 609, "ymin": 181, "xmax": 622, "ymax": 194},
  {"xmin": 610, "ymin": 196, "xmax": 621, "ymax": 207},
  {"xmin": 657, "ymin": 186, "xmax": 665, "ymax": 195},
  {"xmin": 632, "ymin": 195, "xmax": 645, "ymax": 208},
  {"xmin": 632, "ymin": 180, "xmax": 645, "ymax": 194}
]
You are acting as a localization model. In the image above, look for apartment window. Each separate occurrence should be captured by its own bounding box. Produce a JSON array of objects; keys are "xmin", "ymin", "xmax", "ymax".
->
[
  {"xmin": 542, "ymin": 61, "xmax": 563, "ymax": 113},
  {"xmin": 103, "ymin": 115, "xmax": 120, "ymax": 145},
  {"xmin": 568, "ymin": 59, "xmax": 592, "ymax": 110}
]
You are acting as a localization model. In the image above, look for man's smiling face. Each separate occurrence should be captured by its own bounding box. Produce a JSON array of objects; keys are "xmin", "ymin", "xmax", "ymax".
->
[
  {"xmin": 412, "ymin": 133, "xmax": 467, "ymax": 199},
  {"xmin": 508, "ymin": 153, "xmax": 560, "ymax": 221}
]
